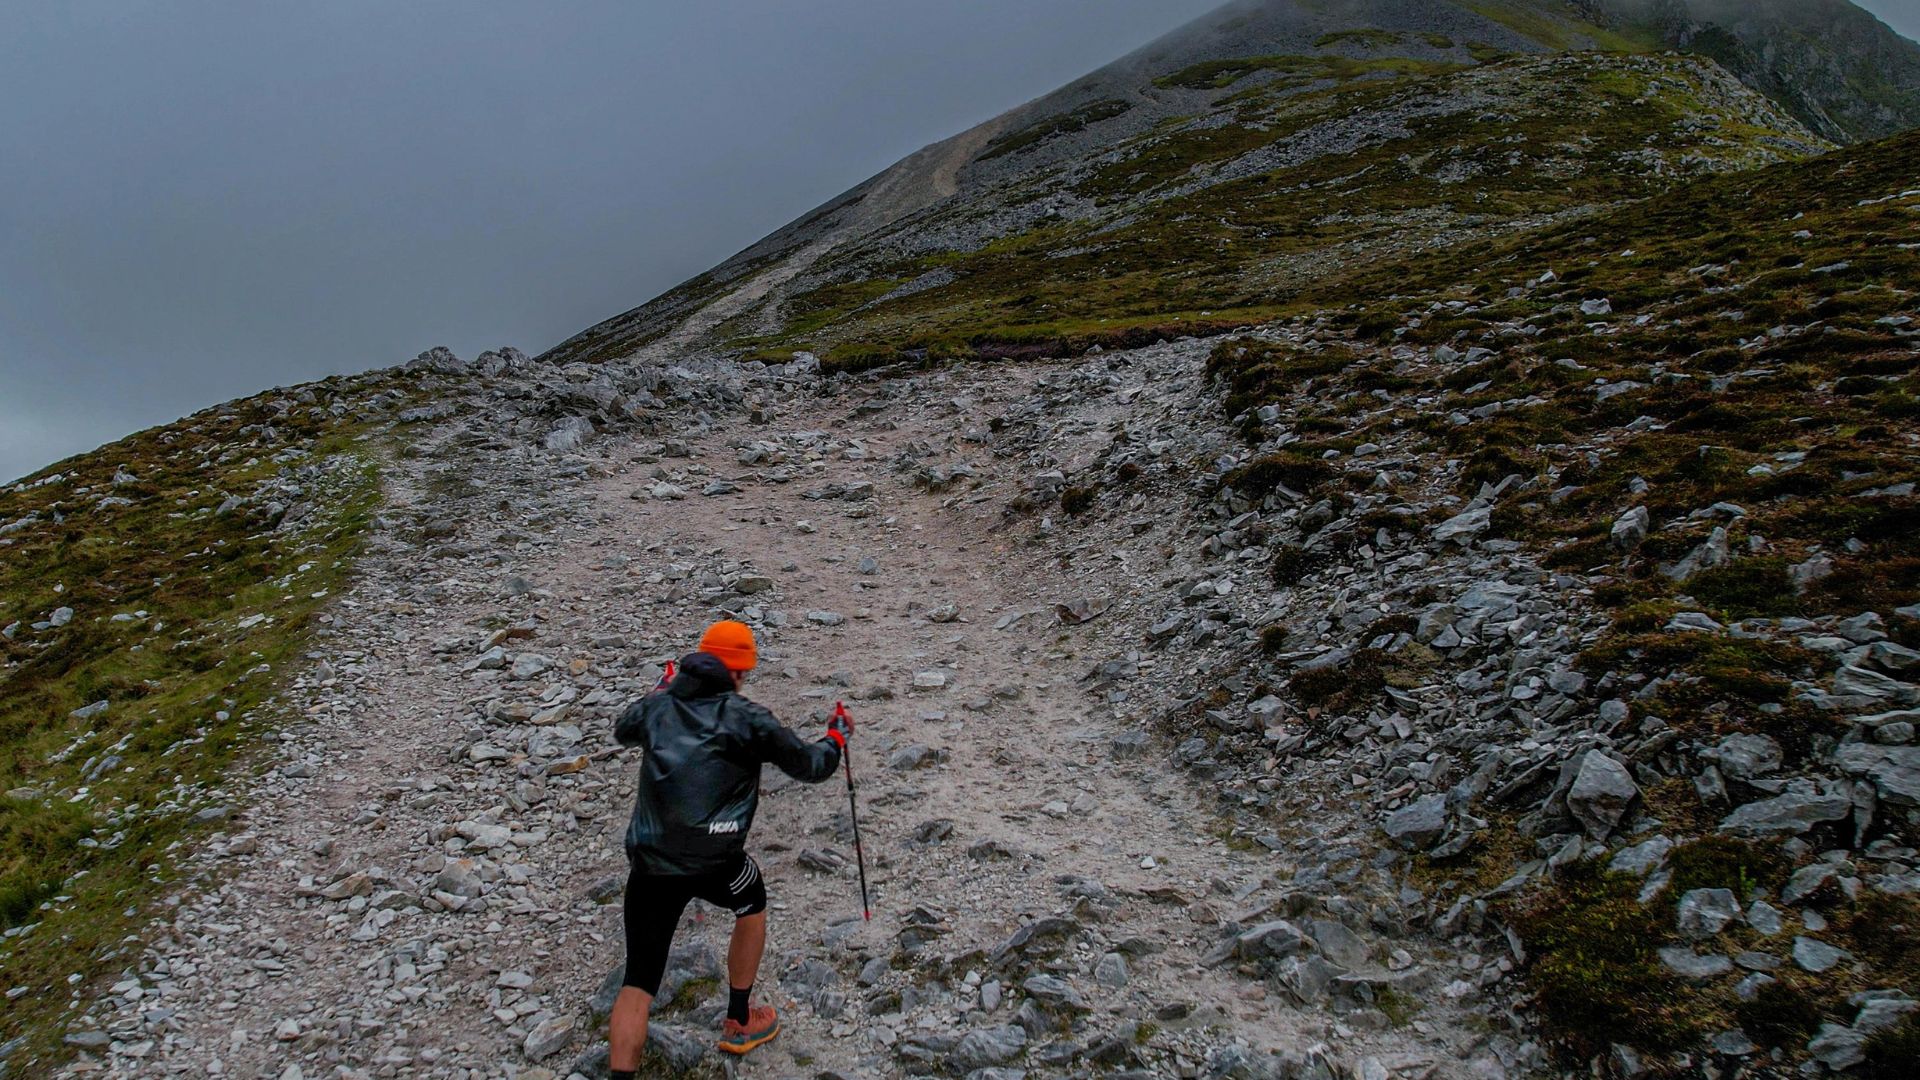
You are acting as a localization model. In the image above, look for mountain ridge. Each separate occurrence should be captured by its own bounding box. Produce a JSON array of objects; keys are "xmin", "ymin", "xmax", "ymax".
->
[{"xmin": 543, "ymin": 0, "xmax": 1920, "ymax": 371}]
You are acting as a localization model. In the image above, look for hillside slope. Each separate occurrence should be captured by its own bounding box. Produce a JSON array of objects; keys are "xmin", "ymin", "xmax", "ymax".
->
[
  {"xmin": 25, "ymin": 126, "xmax": 1920, "ymax": 1078},
  {"xmin": 1606, "ymin": 0, "xmax": 1920, "ymax": 143},
  {"xmin": 12, "ymin": 1, "xmax": 1920, "ymax": 1076},
  {"xmin": 543, "ymin": 0, "xmax": 1918, "ymax": 371}
]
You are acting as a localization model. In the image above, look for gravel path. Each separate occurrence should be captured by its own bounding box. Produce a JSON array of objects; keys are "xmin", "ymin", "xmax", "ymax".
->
[{"xmin": 59, "ymin": 347, "xmax": 1496, "ymax": 1080}]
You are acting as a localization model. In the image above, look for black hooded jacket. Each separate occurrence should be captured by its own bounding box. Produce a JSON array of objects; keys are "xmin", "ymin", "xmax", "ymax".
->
[{"xmin": 615, "ymin": 651, "xmax": 841, "ymax": 875}]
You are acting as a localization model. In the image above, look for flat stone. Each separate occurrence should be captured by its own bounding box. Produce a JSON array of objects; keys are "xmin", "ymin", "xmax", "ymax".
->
[
  {"xmin": 509, "ymin": 653, "xmax": 553, "ymax": 680},
  {"xmin": 1792, "ymin": 937, "xmax": 1850, "ymax": 973},
  {"xmin": 1702, "ymin": 734, "xmax": 1783, "ymax": 781},
  {"xmin": 1747, "ymin": 900, "xmax": 1785, "ymax": 936},
  {"xmin": 1719, "ymin": 788, "xmax": 1853, "ymax": 835},
  {"xmin": 1609, "ymin": 835, "xmax": 1672, "ymax": 876},
  {"xmin": 62, "ymin": 1032, "xmax": 111, "ymax": 1049},
  {"xmin": 1709, "ymin": 1029, "xmax": 1756, "ymax": 1056},
  {"xmin": 1834, "ymin": 743, "xmax": 1920, "ymax": 807},
  {"xmin": 1382, "ymin": 793, "xmax": 1449, "ymax": 850},
  {"xmin": 1433, "ymin": 506, "xmax": 1491, "ymax": 544},
  {"xmin": 1019, "ymin": 974, "xmax": 1089, "ymax": 1012},
  {"xmin": 1807, "ymin": 1023, "xmax": 1867, "ymax": 1071},
  {"xmin": 1675, "ymin": 889, "xmax": 1742, "ymax": 940},
  {"xmin": 947, "ymin": 1025, "xmax": 1027, "ymax": 1072},
  {"xmin": 1855, "ymin": 996, "xmax": 1919, "ymax": 1034},
  {"xmin": 1833, "ymin": 664, "xmax": 1919, "ymax": 703},
  {"xmin": 1225, "ymin": 920, "xmax": 1307, "ymax": 963},
  {"xmin": 1781, "ymin": 863, "xmax": 1838, "ymax": 906},
  {"xmin": 1658, "ymin": 946, "xmax": 1733, "ymax": 980},
  {"xmin": 523, "ymin": 1016, "xmax": 574, "ymax": 1060},
  {"xmin": 645, "ymin": 1024, "xmax": 708, "ymax": 1072}
]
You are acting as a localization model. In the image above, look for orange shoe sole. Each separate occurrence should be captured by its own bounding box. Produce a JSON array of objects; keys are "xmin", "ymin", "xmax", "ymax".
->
[{"xmin": 717, "ymin": 1021, "xmax": 780, "ymax": 1055}]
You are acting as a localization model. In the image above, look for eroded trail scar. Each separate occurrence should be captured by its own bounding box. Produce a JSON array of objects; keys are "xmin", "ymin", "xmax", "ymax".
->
[{"xmin": 62, "ymin": 345, "xmax": 1490, "ymax": 1080}]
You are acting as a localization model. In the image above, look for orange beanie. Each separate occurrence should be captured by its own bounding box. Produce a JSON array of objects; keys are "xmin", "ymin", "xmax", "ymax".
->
[{"xmin": 697, "ymin": 620, "xmax": 758, "ymax": 672}]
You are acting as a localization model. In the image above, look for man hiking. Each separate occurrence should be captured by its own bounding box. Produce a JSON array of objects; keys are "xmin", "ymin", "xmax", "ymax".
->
[{"xmin": 606, "ymin": 619, "xmax": 850, "ymax": 1073}]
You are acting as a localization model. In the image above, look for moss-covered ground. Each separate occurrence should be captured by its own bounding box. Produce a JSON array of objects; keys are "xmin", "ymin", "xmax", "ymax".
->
[
  {"xmin": 745, "ymin": 52, "xmax": 1817, "ymax": 366},
  {"xmin": 0, "ymin": 375, "xmax": 413, "ymax": 1066},
  {"xmin": 1194, "ymin": 119, "xmax": 1920, "ymax": 1065}
]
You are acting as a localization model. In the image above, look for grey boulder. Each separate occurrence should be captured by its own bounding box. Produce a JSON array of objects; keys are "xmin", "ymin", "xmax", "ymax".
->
[
  {"xmin": 1675, "ymin": 889, "xmax": 1743, "ymax": 940},
  {"xmin": 1567, "ymin": 753, "xmax": 1638, "ymax": 840},
  {"xmin": 948, "ymin": 1025, "xmax": 1028, "ymax": 1072},
  {"xmin": 1718, "ymin": 786, "xmax": 1853, "ymax": 835},
  {"xmin": 1382, "ymin": 793, "xmax": 1449, "ymax": 850},
  {"xmin": 1834, "ymin": 743, "xmax": 1920, "ymax": 807},
  {"xmin": 1701, "ymin": 734, "xmax": 1783, "ymax": 781}
]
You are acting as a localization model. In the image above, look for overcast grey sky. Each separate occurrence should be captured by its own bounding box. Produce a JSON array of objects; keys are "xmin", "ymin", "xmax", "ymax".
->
[
  {"xmin": 2, "ymin": 0, "xmax": 1917, "ymax": 484},
  {"xmin": 0, "ymin": 0, "xmax": 1227, "ymax": 483}
]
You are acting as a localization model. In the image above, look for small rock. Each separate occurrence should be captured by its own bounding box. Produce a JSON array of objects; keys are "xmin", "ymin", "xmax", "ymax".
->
[
  {"xmin": 1567, "ymin": 753, "xmax": 1638, "ymax": 840},
  {"xmin": 1610, "ymin": 507, "xmax": 1650, "ymax": 552},
  {"xmin": 1806, "ymin": 1023, "xmax": 1868, "ymax": 1071},
  {"xmin": 523, "ymin": 1017, "xmax": 574, "ymax": 1060},
  {"xmin": 947, "ymin": 1025, "xmax": 1028, "ymax": 1072},
  {"xmin": 1702, "ymin": 734, "xmax": 1782, "ymax": 781},
  {"xmin": 1609, "ymin": 835, "xmax": 1672, "ymax": 876},
  {"xmin": 1658, "ymin": 946, "xmax": 1733, "ymax": 980},
  {"xmin": 1792, "ymin": 937, "xmax": 1850, "ymax": 973},
  {"xmin": 1433, "ymin": 506, "xmax": 1491, "ymax": 544},
  {"xmin": 1675, "ymin": 889, "xmax": 1742, "ymax": 940},
  {"xmin": 1382, "ymin": 793, "xmax": 1449, "ymax": 850}
]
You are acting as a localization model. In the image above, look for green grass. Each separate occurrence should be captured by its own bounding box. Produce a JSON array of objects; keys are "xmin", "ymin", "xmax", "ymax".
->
[
  {"xmin": 740, "ymin": 53, "xmax": 1818, "ymax": 361},
  {"xmin": 1154, "ymin": 53, "xmax": 1466, "ymax": 92},
  {"xmin": 1458, "ymin": 0, "xmax": 1660, "ymax": 53},
  {"xmin": 0, "ymin": 378, "xmax": 405, "ymax": 1069},
  {"xmin": 979, "ymin": 99, "xmax": 1133, "ymax": 161},
  {"xmin": 1316, "ymin": 29, "xmax": 1403, "ymax": 50},
  {"xmin": 1505, "ymin": 859, "xmax": 1706, "ymax": 1056}
]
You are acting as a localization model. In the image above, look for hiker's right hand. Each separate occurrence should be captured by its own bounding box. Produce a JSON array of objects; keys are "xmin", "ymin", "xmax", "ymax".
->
[{"xmin": 826, "ymin": 707, "xmax": 853, "ymax": 749}]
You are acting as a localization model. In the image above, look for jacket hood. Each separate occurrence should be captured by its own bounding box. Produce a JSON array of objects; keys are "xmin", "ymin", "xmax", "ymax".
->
[{"xmin": 670, "ymin": 651, "xmax": 736, "ymax": 699}]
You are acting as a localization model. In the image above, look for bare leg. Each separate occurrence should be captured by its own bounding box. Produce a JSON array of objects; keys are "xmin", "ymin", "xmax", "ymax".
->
[
  {"xmin": 609, "ymin": 986, "xmax": 654, "ymax": 1071},
  {"xmin": 728, "ymin": 911, "xmax": 768, "ymax": 993}
]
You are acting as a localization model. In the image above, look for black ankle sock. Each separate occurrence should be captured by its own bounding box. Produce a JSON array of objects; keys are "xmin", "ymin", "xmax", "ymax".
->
[
  {"xmin": 728, "ymin": 984, "xmax": 752, "ymax": 1025},
  {"xmin": 610, "ymin": 1072, "xmax": 635, "ymax": 1080}
]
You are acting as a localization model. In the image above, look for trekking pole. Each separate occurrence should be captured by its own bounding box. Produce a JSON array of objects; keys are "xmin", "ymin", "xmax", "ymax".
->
[{"xmin": 834, "ymin": 702, "xmax": 872, "ymax": 921}]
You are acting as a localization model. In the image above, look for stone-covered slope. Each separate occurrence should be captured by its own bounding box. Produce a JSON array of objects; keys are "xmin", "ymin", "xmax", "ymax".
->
[
  {"xmin": 1084, "ymin": 124, "xmax": 1920, "ymax": 1071},
  {"xmin": 0, "ymin": 344, "xmax": 772, "ymax": 1069},
  {"xmin": 542, "ymin": 0, "xmax": 1917, "ymax": 371}
]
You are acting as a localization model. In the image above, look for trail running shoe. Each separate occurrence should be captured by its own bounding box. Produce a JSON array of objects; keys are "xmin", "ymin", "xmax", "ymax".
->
[{"xmin": 717, "ymin": 1004, "xmax": 780, "ymax": 1055}]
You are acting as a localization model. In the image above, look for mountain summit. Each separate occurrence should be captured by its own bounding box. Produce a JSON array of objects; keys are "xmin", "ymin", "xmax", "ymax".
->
[{"xmin": 544, "ymin": 0, "xmax": 1918, "ymax": 372}]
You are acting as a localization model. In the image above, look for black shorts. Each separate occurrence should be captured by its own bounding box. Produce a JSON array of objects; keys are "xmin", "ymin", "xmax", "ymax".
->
[{"xmin": 622, "ymin": 854, "xmax": 767, "ymax": 995}]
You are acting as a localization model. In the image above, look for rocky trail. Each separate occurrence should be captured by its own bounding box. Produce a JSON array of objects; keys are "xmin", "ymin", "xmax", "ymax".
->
[{"xmin": 53, "ymin": 345, "xmax": 1519, "ymax": 1080}]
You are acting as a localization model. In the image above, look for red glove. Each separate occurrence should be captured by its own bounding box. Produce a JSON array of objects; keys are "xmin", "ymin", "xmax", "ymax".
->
[
  {"xmin": 654, "ymin": 659, "xmax": 677, "ymax": 692},
  {"xmin": 826, "ymin": 703, "xmax": 853, "ymax": 749}
]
